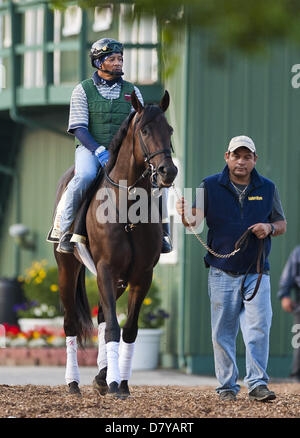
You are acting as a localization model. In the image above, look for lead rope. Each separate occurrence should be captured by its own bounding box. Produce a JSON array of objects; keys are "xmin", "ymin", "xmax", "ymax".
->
[{"xmin": 172, "ymin": 184, "xmax": 240, "ymax": 259}]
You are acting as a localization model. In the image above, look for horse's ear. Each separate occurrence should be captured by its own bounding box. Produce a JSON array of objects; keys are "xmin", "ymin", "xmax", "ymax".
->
[
  {"xmin": 160, "ymin": 90, "xmax": 170, "ymax": 112},
  {"xmin": 131, "ymin": 90, "xmax": 144, "ymax": 113}
]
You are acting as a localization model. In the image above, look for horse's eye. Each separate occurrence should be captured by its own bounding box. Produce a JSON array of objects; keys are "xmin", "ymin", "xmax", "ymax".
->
[{"xmin": 141, "ymin": 128, "xmax": 148, "ymax": 136}]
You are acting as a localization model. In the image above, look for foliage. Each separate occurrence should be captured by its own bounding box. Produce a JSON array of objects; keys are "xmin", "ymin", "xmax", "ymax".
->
[
  {"xmin": 50, "ymin": 0, "xmax": 300, "ymax": 57},
  {"xmin": 116, "ymin": 278, "xmax": 169, "ymax": 329},
  {"xmin": 16, "ymin": 260, "xmax": 62, "ymax": 318},
  {"xmin": 16, "ymin": 260, "xmax": 100, "ymax": 319},
  {"xmin": 16, "ymin": 260, "xmax": 168, "ymax": 329}
]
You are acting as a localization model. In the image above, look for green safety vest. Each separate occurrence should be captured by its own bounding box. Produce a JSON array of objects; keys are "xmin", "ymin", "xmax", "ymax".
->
[{"xmin": 75, "ymin": 79, "xmax": 135, "ymax": 149}]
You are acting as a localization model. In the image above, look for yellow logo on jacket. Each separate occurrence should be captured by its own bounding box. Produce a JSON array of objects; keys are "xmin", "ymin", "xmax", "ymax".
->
[{"xmin": 248, "ymin": 196, "xmax": 263, "ymax": 200}]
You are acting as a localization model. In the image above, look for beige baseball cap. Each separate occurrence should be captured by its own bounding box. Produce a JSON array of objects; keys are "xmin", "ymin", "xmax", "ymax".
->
[{"xmin": 228, "ymin": 135, "xmax": 256, "ymax": 154}]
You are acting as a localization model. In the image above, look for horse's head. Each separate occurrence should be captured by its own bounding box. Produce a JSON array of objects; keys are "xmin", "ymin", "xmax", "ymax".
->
[{"xmin": 131, "ymin": 90, "xmax": 178, "ymax": 188}]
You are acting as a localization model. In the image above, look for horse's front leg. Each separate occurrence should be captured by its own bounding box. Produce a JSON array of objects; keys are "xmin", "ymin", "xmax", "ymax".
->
[
  {"xmin": 95, "ymin": 261, "xmax": 121, "ymax": 396},
  {"xmin": 118, "ymin": 270, "xmax": 153, "ymax": 398},
  {"xmin": 93, "ymin": 284, "xmax": 127, "ymax": 396}
]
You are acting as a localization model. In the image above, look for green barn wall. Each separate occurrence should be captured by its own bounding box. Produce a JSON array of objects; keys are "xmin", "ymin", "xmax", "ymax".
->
[
  {"xmin": 171, "ymin": 30, "xmax": 300, "ymax": 376},
  {"xmin": 0, "ymin": 108, "xmax": 74, "ymax": 277}
]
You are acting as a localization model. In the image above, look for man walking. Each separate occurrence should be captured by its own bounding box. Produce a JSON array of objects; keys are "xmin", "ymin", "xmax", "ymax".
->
[
  {"xmin": 277, "ymin": 246, "xmax": 300, "ymax": 381},
  {"xmin": 176, "ymin": 135, "xmax": 286, "ymax": 401}
]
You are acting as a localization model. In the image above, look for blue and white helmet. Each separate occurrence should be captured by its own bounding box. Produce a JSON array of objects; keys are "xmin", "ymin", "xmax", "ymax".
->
[{"xmin": 90, "ymin": 38, "xmax": 123, "ymax": 69}]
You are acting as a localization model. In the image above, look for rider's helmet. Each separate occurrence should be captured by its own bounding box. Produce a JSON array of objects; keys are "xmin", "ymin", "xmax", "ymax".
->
[{"xmin": 90, "ymin": 38, "xmax": 123, "ymax": 69}]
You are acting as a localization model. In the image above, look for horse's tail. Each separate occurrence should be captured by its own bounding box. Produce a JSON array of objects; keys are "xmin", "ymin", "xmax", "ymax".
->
[{"xmin": 75, "ymin": 265, "xmax": 93, "ymax": 346}]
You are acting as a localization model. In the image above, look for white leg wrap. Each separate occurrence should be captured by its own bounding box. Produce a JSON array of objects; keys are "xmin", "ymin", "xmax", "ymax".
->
[
  {"xmin": 97, "ymin": 322, "xmax": 107, "ymax": 371},
  {"xmin": 106, "ymin": 341, "xmax": 121, "ymax": 386},
  {"xmin": 65, "ymin": 336, "xmax": 80, "ymax": 385},
  {"xmin": 119, "ymin": 339, "xmax": 135, "ymax": 381}
]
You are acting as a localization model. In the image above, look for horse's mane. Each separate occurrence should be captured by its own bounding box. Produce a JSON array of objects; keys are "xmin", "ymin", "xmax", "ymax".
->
[{"xmin": 105, "ymin": 104, "xmax": 164, "ymax": 173}]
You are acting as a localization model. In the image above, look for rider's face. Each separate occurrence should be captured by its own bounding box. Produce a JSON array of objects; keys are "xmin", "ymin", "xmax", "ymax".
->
[{"xmin": 101, "ymin": 54, "xmax": 123, "ymax": 73}]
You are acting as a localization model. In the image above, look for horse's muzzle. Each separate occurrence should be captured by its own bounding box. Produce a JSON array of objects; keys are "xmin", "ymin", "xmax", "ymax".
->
[{"xmin": 157, "ymin": 162, "xmax": 178, "ymax": 187}]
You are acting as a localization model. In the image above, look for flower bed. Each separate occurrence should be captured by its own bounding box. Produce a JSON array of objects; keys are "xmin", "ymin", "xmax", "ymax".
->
[
  {"xmin": 0, "ymin": 347, "xmax": 98, "ymax": 366},
  {"xmin": 1, "ymin": 323, "xmax": 98, "ymax": 348},
  {"xmin": 0, "ymin": 323, "xmax": 98, "ymax": 366}
]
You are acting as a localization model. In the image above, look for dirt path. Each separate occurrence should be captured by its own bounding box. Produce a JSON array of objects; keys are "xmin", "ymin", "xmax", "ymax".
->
[{"xmin": 0, "ymin": 383, "xmax": 299, "ymax": 418}]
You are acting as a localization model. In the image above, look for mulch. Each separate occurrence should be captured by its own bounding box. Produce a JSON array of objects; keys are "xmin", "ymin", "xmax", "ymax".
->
[{"xmin": 0, "ymin": 383, "xmax": 299, "ymax": 418}]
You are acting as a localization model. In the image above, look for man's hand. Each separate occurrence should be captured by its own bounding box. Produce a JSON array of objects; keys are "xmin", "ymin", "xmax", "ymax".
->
[
  {"xmin": 281, "ymin": 296, "xmax": 295, "ymax": 313},
  {"xmin": 176, "ymin": 197, "xmax": 203, "ymax": 228},
  {"xmin": 176, "ymin": 197, "xmax": 190, "ymax": 218},
  {"xmin": 249, "ymin": 223, "xmax": 272, "ymax": 239},
  {"xmin": 95, "ymin": 146, "xmax": 110, "ymax": 167}
]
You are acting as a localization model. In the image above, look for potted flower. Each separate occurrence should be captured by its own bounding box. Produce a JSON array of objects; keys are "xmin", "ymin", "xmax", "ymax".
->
[
  {"xmin": 15, "ymin": 260, "xmax": 63, "ymax": 332},
  {"xmin": 117, "ymin": 279, "xmax": 169, "ymax": 370}
]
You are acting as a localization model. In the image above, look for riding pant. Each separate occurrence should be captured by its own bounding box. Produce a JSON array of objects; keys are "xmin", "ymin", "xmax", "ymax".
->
[{"xmin": 60, "ymin": 145, "xmax": 100, "ymax": 234}]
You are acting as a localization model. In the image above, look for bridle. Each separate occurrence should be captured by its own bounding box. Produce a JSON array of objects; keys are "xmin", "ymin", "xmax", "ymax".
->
[{"xmin": 104, "ymin": 111, "xmax": 173, "ymax": 194}]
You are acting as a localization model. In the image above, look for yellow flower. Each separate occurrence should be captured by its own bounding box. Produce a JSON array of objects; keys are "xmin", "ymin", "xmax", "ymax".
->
[
  {"xmin": 17, "ymin": 275, "xmax": 24, "ymax": 282},
  {"xmin": 32, "ymin": 331, "xmax": 40, "ymax": 339},
  {"xmin": 34, "ymin": 277, "xmax": 42, "ymax": 284},
  {"xmin": 17, "ymin": 333, "xmax": 27, "ymax": 339},
  {"xmin": 33, "ymin": 262, "xmax": 42, "ymax": 271},
  {"xmin": 50, "ymin": 284, "xmax": 59, "ymax": 292},
  {"xmin": 29, "ymin": 269, "xmax": 36, "ymax": 278},
  {"xmin": 143, "ymin": 298, "xmax": 152, "ymax": 306},
  {"xmin": 47, "ymin": 335, "xmax": 56, "ymax": 343},
  {"xmin": 39, "ymin": 269, "xmax": 46, "ymax": 279}
]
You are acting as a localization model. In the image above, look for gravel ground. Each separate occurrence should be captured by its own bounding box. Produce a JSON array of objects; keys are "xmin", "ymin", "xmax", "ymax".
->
[{"xmin": 0, "ymin": 383, "xmax": 299, "ymax": 418}]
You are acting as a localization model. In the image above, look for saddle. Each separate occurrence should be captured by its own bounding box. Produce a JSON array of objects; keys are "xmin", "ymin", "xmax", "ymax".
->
[
  {"xmin": 46, "ymin": 167, "xmax": 104, "ymax": 245},
  {"xmin": 234, "ymin": 228, "xmax": 266, "ymax": 302}
]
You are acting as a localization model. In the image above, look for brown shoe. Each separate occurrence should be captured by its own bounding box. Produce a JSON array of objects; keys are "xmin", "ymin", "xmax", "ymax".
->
[
  {"xmin": 249, "ymin": 385, "xmax": 276, "ymax": 401},
  {"xmin": 219, "ymin": 390, "xmax": 236, "ymax": 401}
]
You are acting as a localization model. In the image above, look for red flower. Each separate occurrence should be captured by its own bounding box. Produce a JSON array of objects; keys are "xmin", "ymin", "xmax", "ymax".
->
[
  {"xmin": 92, "ymin": 306, "xmax": 98, "ymax": 317},
  {"xmin": 3, "ymin": 323, "xmax": 20, "ymax": 336}
]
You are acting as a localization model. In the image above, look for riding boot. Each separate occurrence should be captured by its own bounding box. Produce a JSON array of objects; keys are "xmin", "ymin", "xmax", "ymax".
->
[
  {"xmin": 56, "ymin": 231, "xmax": 75, "ymax": 254},
  {"xmin": 161, "ymin": 222, "xmax": 172, "ymax": 253}
]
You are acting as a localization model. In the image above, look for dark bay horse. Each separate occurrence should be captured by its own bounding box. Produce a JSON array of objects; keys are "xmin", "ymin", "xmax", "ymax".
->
[{"xmin": 54, "ymin": 90, "xmax": 177, "ymax": 397}]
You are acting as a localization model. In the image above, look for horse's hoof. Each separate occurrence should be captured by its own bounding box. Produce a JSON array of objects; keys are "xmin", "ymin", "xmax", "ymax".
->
[
  {"xmin": 93, "ymin": 377, "xmax": 108, "ymax": 396},
  {"xmin": 107, "ymin": 381, "xmax": 120, "ymax": 397},
  {"xmin": 118, "ymin": 380, "xmax": 131, "ymax": 399},
  {"xmin": 68, "ymin": 381, "xmax": 81, "ymax": 396}
]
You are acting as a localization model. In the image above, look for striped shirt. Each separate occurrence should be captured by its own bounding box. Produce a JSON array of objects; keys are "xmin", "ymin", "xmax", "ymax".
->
[{"xmin": 68, "ymin": 72, "xmax": 144, "ymax": 134}]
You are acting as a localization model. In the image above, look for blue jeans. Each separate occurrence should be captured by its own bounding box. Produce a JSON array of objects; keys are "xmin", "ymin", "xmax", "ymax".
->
[
  {"xmin": 60, "ymin": 145, "xmax": 100, "ymax": 234},
  {"xmin": 208, "ymin": 266, "xmax": 273, "ymax": 394}
]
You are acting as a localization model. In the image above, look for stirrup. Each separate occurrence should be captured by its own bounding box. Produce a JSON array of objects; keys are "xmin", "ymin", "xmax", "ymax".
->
[
  {"xmin": 56, "ymin": 231, "xmax": 75, "ymax": 254},
  {"xmin": 161, "ymin": 234, "xmax": 172, "ymax": 253}
]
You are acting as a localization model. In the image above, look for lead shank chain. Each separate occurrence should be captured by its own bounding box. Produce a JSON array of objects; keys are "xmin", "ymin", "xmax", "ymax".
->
[{"xmin": 172, "ymin": 184, "xmax": 240, "ymax": 259}]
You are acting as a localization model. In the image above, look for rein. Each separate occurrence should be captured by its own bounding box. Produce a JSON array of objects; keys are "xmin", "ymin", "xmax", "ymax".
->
[{"xmin": 104, "ymin": 112, "xmax": 171, "ymax": 194}]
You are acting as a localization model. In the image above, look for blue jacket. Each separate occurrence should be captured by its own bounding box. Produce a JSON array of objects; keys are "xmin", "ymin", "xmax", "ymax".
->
[
  {"xmin": 204, "ymin": 165, "xmax": 275, "ymax": 273},
  {"xmin": 277, "ymin": 246, "xmax": 300, "ymax": 299}
]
